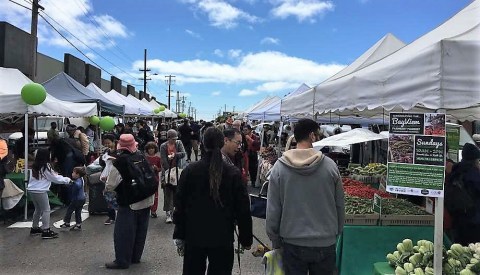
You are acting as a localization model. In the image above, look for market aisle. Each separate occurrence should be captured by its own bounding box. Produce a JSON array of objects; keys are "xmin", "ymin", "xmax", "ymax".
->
[{"xmin": 0, "ymin": 187, "xmax": 269, "ymax": 275}]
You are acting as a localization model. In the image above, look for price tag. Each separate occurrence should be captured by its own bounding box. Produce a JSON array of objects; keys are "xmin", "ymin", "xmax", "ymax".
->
[{"xmin": 373, "ymin": 193, "xmax": 382, "ymax": 215}]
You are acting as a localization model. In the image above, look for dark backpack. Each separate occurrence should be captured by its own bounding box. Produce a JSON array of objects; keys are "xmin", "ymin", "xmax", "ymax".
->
[
  {"xmin": 123, "ymin": 152, "xmax": 158, "ymax": 204},
  {"xmin": 444, "ymin": 176, "xmax": 475, "ymax": 217}
]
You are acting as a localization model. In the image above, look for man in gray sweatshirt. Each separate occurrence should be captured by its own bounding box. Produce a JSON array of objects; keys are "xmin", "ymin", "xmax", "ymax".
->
[{"xmin": 266, "ymin": 118, "xmax": 345, "ymax": 275}]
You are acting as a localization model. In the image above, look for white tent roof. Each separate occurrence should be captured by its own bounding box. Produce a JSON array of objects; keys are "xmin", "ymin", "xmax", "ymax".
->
[
  {"xmin": 102, "ymin": 89, "xmax": 143, "ymax": 115},
  {"xmin": 127, "ymin": 95, "xmax": 154, "ymax": 115},
  {"xmin": 248, "ymin": 84, "xmax": 311, "ymax": 121},
  {"xmin": 312, "ymin": 0, "xmax": 480, "ymax": 120},
  {"xmin": 313, "ymin": 128, "xmax": 387, "ymax": 147},
  {"xmin": 142, "ymin": 98, "xmax": 161, "ymax": 109},
  {"xmin": 0, "ymin": 67, "xmax": 97, "ymax": 117},
  {"xmin": 246, "ymin": 96, "xmax": 282, "ymax": 120},
  {"xmin": 281, "ymin": 33, "xmax": 408, "ymax": 119}
]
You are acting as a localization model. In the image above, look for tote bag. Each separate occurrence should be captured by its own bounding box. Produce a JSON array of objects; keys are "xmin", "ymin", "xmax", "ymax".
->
[{"xmin": 166, "ymin": 159, "xmax": 183, "ymax": 186}]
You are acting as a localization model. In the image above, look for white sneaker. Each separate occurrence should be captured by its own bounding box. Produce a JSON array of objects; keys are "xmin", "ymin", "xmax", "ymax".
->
[{"xmin": 165, "ymin": 212, "xmax": 173, "ymax": 224}]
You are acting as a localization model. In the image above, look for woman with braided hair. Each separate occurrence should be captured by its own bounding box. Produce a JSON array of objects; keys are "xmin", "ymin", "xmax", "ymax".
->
[{"xmin": 173, "ymin": 127, "xmax": 253, "ymax": 275}]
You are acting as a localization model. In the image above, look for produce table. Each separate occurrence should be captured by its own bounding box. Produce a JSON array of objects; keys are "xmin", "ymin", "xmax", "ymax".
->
[
  {"xmin": 6, "ymin": 173, "xmax": 63, "ymax": 206},
  {"xmin": 339, "ymin": 225, "xmax": 451, "ymax": 275}
]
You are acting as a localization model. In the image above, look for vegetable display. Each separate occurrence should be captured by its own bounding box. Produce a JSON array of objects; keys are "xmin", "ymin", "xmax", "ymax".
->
[
  {"xmin": 350, "ymin": 163, "xmax": 387, "ymax": 176},
  {"xmin": 386, "ymin": 240, "xmax": 480, "ymax": 275},
  {"xmin": 382, "ymin": 198, "xmax": 430, "ymax": 215},
  {"xmin": 342, "ymin": 178, "xmax": 392, "ymax": 199}
]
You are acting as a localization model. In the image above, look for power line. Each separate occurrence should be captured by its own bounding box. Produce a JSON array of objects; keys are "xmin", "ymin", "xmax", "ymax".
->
[
  {"xmin": 71, "ymin": 0, "xmax": 136, "ymax": 65},
  {"xmin": 39, "ymin": 10, "xmax": 140, "ymax": 84},
  {"xmin": 7, "ymin": 0, "xmax": 31, "ymax": 10}
]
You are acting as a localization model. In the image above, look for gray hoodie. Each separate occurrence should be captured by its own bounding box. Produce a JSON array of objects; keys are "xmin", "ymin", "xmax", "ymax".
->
[{"xmin": 266, "ymin": 148, "xmax": 345, "ymax": 248}]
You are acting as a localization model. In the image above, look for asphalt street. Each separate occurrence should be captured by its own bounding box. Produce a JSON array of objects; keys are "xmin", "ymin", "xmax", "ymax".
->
[{"xmin": 0, "ymin": 186, "xmax": 269, "ymax": 275}]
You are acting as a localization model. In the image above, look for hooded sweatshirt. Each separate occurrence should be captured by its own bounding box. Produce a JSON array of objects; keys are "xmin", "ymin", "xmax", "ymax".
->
[{"xmin": 266, "ymin": 148, "xmax": 345, "ymax": 248}]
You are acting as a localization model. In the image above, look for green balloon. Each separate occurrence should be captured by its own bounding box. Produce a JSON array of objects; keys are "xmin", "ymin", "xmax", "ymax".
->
[
  {"xmin": 99, "ymin": 116, "xmax": 115, "ymax": 131},
  {"xmin": 158, "ymin": 105, "xmax": 166, "ymax": 112},
  {"xmin": 89, "ymin": 115, "xmax": 100, "ymax": 125},
  {"xmin": 21, "ymin": 83, "xmax": 47, "ymax": 105},
  {"xmin": 154, "ymin": 108, "xmax": 161, "ymax": 114},
  {"xmin": 179, "ymin": 113, "xmax": 187, "ymax": 118}
]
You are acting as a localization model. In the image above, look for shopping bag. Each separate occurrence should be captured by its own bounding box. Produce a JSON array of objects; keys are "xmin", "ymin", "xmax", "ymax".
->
[
  {"xmin": 166, "ymin": 167, "xmax": 183, "ymax": 186},
  {"xmin": 262, "ymin": 249, "xmax": 285, "ymax": 275},
  {"xmin": 249, "ymin": 182, "xmax": 268, "ymax": 219}
]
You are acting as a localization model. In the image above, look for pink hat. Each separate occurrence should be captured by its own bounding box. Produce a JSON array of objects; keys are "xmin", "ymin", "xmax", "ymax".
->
[{"xmin": 117, "ymin": 134, "xmax": 138, "ymax": 153}]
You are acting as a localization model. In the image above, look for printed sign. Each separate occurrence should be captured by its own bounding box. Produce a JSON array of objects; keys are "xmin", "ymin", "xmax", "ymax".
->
[
  {"xmin": 446, "ymin": 124, "xmax": 460, "ymax": 162},
  {"xmin": 373, "ymin": 193, "xmax": 382, "ymax": 214},
  {"xmin": 387, "ymin": 113, "xmax": 446, "ymax": 197}
]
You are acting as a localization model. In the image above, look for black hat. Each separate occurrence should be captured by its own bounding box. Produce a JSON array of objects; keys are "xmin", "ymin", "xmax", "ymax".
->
[{"xmin": 462, "ymin": 143, "xmax": 480, "ymax": 161}]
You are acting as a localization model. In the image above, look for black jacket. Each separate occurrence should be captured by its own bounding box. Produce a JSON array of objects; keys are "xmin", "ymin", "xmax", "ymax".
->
[{"xmin": 173, "ymin": 158, "xmax": 253, "ymax": 248}]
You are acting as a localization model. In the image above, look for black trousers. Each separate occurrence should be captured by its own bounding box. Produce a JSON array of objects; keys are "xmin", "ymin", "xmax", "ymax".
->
[
  {"xmin": 63, "ymin": 199, "xmax": 86, "ymax": 224},
  {"xmin": 184, "ymin": 142, "xmax": 192, "ymax": 161},
  {"xmin": 113, "ymin": 206, "xmax": 150, "ymax": 267},
  {"xmin": 183, "ymin": 245, "xmax": 234, "ymax": 275},
  {"xmin": 248, "ymin": 153, "xmax": 258, "ymax": 185}
]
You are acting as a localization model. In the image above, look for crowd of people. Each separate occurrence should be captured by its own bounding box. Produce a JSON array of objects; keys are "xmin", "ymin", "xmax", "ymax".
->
[{"xmin": 1, "ymin": 115, "xmax": 479, "ymax": 275}]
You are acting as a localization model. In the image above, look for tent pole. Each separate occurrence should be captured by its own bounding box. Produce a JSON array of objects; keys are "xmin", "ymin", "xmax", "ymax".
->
[{"xmin": 24, "ymin": 113, "xmax": 28, "ymax": 221}]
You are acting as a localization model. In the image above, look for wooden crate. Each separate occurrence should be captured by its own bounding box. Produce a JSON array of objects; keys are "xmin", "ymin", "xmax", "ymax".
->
[
  {"xmin": 345, "ymin": 213, "xmax": 379, "ymax": 225},
  {"xmin": 380, "ymin": 214, "xmax": 434, "ymax": 226}
]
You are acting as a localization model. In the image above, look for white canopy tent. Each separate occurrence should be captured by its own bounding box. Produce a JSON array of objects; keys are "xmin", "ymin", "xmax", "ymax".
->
[
  {"xmin": 86, "ymin": 84, "xmax": 135, "ymax": 115},
  {"xmin": 103, "ymin": 90, "xmax": 148, "ymax": 115},
  {"xmin": 237, "ymin": 96, "xmax": 275, "ymax": 119},
  {"xmin": 140, "ymin": 98, "xmax": 175, "ymax": 118},
  {"xmin": 0, "ymin": 67, "xmax": 97, "ymax": 118},
  {"xmin": 310, "ymin": 0, "xmax": 480, "ymax": 120},
  {"xmin": 247, "ymin": 84, "xmax": 311, "ymax": 121},
  {"xmin": 281, "ymin": 33, "xmax": 407, "ymax": 119},
  {"xmin": 246, "ymin": 96, "xmax": 282, "ymax": 120},
  {"xmin": 313, "ymin": 128, "xmax": 387, "ymax": 147},
  {"xmin": 126, "ymin": 95, "xmax": 154, "ymax": 115}
]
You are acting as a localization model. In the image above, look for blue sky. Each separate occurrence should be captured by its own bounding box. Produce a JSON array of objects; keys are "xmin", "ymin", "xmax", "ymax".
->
[{"xmin": 0, "ymin": 0, "xmax": 472, "ymax": 120}]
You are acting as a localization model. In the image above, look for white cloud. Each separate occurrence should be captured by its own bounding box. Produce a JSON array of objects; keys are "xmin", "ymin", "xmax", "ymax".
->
[
  {"xmin": 140, "ymin": 51, "xmax": 345, "ymax": 87},
  {"xmin": 185, "ymin": 29, "xmax": 202, "ymax": 39},
  {"xmin": 0, "ymin": 0, "xmax": 130, "ymax": 51},
  {"xmin": 228, "ymin": 49, "xmax": 243, "ymax": 58},
  {"xmin": 256, "ymin": 81, "xmax": 298, "ymax": 92},
  {"xmin": 239, "ymin": 89, "xmax": 259, "ymax": 96},
  {"xmin": 271, "ymin": 0, "xmax": 334, "ymax": 22},
  {"xmin": 211, "ymin": 91, "xmax": 221, "ymax": 96},
  {"xmin": 85, "ymin": 52, "xmax": 96, "ymax": 60},
  {"xmin": 213, "ymin": 49, "xmax": 224, "ymax": 57},
  {"xmin": 186, "ymin": 0, "xmax": 260, "ymax": 29},
  {"xmin": 261, "ymin": 37, "xmax": 280, "ymax": 45}
]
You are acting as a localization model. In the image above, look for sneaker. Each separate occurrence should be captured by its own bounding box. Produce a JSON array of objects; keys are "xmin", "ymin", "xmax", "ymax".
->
[
  {"xmin": 30, "ymin": 227, "xmax": 43, "ymax": 235},
  {"xmin": 104, "ymin": 218, "xmax": 114, "ymax": 225},
  {"xmin": 165, "ymin": 211, "xmax": 172, "ymax": 224},
  {"xmin": 59, "ymin": 223, "xmax": 71, "ymax": 228},
  {"xmin": 41, "ymin": 229, "xmax": 59, "ymax": 239},
  {"xmin": 70, "ymin": 224, "xmax": 82, "ymax": 231},
  {"xmin": 150, "ymin": 213, "xmax": 158, "ymax": 218}
]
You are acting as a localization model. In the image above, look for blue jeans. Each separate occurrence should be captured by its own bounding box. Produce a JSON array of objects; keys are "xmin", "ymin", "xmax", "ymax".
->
[
  {"xmin": 283, "ymin": 243, "xmax": 336, "ymax": 275},
  {"xmin": 63, "ymin": 199, "xmax": 86, "ymax": 224},
  {"xmin": 113, "ymin": 206, "xmax": 150, "ymax": 267}
]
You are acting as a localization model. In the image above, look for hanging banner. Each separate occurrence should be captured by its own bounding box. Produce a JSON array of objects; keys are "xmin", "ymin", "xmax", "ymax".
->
[
  {"xmin": 446, "ymin": 124, "xmax": 460, "ymax": 162},
  {"xmin": 387, "ymin": 113, "xmax": 446, "ymax": 197}
]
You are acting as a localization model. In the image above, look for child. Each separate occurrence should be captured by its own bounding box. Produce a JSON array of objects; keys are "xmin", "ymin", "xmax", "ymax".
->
[
  {"xmin": 100, "ymin": 134, "xmax": 118, "ymax": 225},
  {"xmin": 60, "ymin": 166, "xmax": 86, "ymax": 230},
  {"xmin": 144, "ymin": 141, "xmax": 161, "ymax": 218},
  {"xmin": 28, "ymin": 148, "xmax": 72, "ymax": 239}
]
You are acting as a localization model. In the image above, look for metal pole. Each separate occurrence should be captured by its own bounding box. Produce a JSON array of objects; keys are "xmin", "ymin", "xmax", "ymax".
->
[
  {"xmin": 24, "ymin": 114, "xmax": 29, "ymax": 221},
  {"xmin": 30, "ymin": 0, "xmax": 41, "ymax": 81},
  {"xmin": 143, "ymin": 49, "xmax": 147, "ymax": 98}
]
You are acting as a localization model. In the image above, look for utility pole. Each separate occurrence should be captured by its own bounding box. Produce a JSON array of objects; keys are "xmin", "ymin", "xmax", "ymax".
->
[
  {"xmin": 30, "ymin": 0, "xmax": 44, "ymax": 81},
  {"xmin": 188, "ymin": 101, "xmax": 191, "ymax": 117},
  {"xmin": 176, "ymin": 91, "xmax": 180, "ymax": 113},
  {"xmin": 224, "ymin": 104, "xmax": 227, "ymax": 113},
  {"xmin": 233, "ymin": 106, "xmax": 235, "ymax": 113},
  {"xmin": 181, "ymin": 96, "xmax": 186, "ymax": 113},
  {"xmin": 165, "ymin": 75, "xmax": 176, "ymax": 109},
  {"xmin": 139, "ymin": 49, "xmax": 150, "ymax": 98}
]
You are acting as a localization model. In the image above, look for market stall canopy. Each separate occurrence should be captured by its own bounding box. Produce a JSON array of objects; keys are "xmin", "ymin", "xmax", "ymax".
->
[
  {"xmin": 281, "ymin": 33, "xmax": 407, "ymax": 118},
  {"xmin": 43, "ymin": 72, "xmax": 124, "ymax": 115},
  {"xmin": 311, "ymin": 0, "xmax": 480, "ymax": 120},
  {"xmin": 237, "ymin": 96, "xmax": 275, "ymax": 119},
  {"xmin": 313, "ymin": 128, "xmax": 387, "ymax": 147},
  {"xmin": 86, "ymin": 83, "xmax": 127, "ymax": 114},
  {"xmin": 248, "ymin": 84, "xmax": 310, "ymax": 121},
  {"xmin": 125, "ymin": 95, "xmax": 154, "ymax": 116},
  {"xmin": 246, "ymin": 96, "xmax": 281, "ymax": 120},
  {"xmin": 103, "ymin": 90, "xmax": 148, "ymax": 115},
  {"xmin": 0, "ymin": 67, "xmax": 97, "ymax": 117}
]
